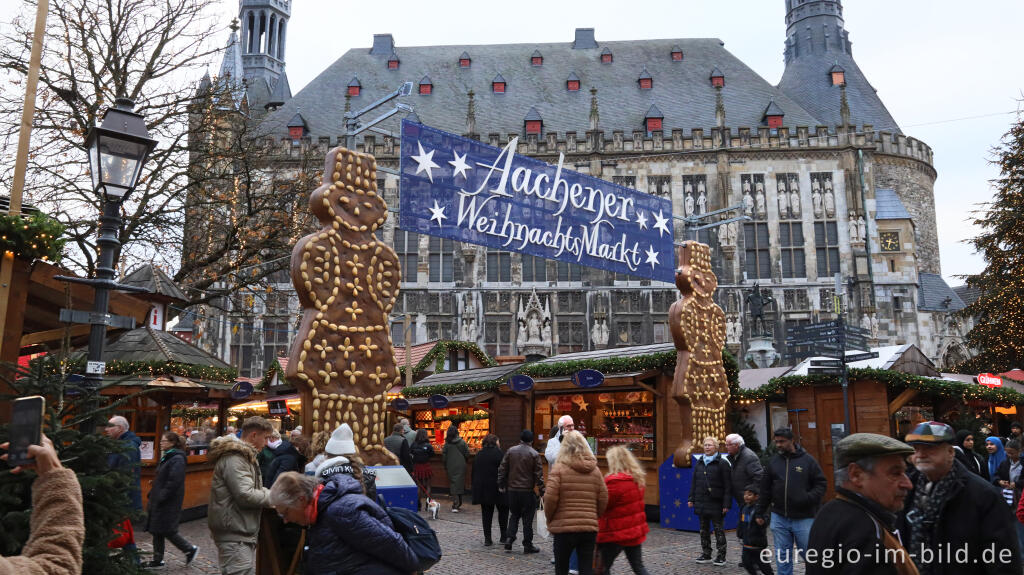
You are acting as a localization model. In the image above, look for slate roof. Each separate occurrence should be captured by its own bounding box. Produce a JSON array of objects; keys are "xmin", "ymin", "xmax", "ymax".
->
[
  {"xmin": 763, "ymin": 99, "xmax": 784, "ymax": 117},
  {"xmin": 260, "ymin": 35, "xmax": 823, "ymax": 143},
  {"xmin": 532, "ymin": 343, "xmax": 674, "ymax": 365},
  {"xmin": 100, "ymin": 326, "xmax": 233, "ymax": 369},
  {"xmin": 917, "ymin": 273, "xmax": 966, "ymax": 312},
  {"xmin": 952, "ymin": 285, "xmax": 981, "ymax": 307},
  {"xmin": 407, "ymin": 362, "xmax": 523, "ymax": 388},
  {"xmin": 874, "ymin": 188, "xmax": 912, "ymax": 220},
  {"xmin": 266, "ymin": 72, "xmax": 292, "ymax": 109},
  {"xmin": 121, "ymin": 264, "xmax": 189, "ymax": 303},
  {"xmin": 778, "ymin": 52, "xmax": 901, "ymax": 133}
]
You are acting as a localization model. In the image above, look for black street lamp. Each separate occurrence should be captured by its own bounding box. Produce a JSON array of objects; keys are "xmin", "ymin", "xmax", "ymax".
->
[{"xmin": 58, "ymin": 97, "xmax": 156, "ymax": 433}]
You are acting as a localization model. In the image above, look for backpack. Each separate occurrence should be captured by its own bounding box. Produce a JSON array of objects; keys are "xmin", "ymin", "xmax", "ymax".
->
[{"xmin": 379, "ymin": 497, "xmax": 442, "ymax": 571}]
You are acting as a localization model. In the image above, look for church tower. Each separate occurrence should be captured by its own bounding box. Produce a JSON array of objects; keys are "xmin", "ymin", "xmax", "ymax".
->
[
  {"xmin": 238, "ymin": 0, "xmax": 292, "ymax": 110},
  {"xmin": 777, "ymin": 0, "xmax": 900, "ymax": 133}
]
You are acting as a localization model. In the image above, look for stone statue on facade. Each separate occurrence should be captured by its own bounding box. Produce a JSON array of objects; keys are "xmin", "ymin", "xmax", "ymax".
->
[
  {"xmin": 461, "ymin": 316, "xmax": 477, "ymax": 342},
  {"xmin": 755, "ymin": 181, "xmax": 767, "ymax": 218},
  {"xmin": 592, "ymin": 316, "xmax": 610, "ymax": 347},
  {"xmin": 789, "ymin": 179, "xmax": 801, "ymax": 217},
  {"xmin": 669, "ymin": 241, "xmax": 728, "ymax": 467},
  {"xmin": 824, "ymin": 187, "xmax": 836, "ymax": 218},
  {"xmin": 777, "ymin": 179, "xmax": 789, "ymax": 218},
  {"xmin": 696, "ymin": 190, "xmax": 707, "ymax": 215},
  {"xmin": 742, "ymin": 178, "xmax": 753, "ymax": 216},
  {"xmin": 857, "ymin": 216, "xmax": 866, "ymax": 244},
  {"xmin": 849, "ymin": 211, "xmax": 861, "ymax": 243},
  {"xmin": 745, "ymin": 282, "xmax": 775, "ymax": 336},
  {"xmin": 684, "ymin": 192, "xmax": 695, "ymax": 217},
  {"xmin": 518, "ymin": 290, "xmax": 552, "ymax": 356},
  {"xmin": 812, "ymin": 183, "xmax": 823, "ymax": 219},
  {"xmin": 870, "ymin": 314, "xmax": 879, "ymax": 340}
]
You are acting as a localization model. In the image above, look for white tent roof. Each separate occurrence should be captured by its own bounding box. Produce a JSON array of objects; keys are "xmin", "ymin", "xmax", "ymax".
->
[{"xmin": 783, "ymin": 345, "xmax": 911, "ymax": 376}]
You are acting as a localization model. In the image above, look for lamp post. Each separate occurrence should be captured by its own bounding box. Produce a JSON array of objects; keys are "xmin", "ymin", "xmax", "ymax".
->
[{"xmin": 59, "ymin": 97, "xmax": 156, "ymax": 433}]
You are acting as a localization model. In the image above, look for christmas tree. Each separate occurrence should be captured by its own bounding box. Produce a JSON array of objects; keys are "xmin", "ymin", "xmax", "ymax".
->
[
  {"xmin": 956, "ymin": 111, "xmax": 1024, "ymax": 374},
  {"xmin": 0, "ymin": 357, "xmax": 147, "ymax": 573}
]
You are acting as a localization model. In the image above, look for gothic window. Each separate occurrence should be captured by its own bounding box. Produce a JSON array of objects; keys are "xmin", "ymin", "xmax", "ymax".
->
[
  {"xmin": 428, "ymin": 236, "xmax": 458, "ymax": 282},
  {"xmin": 819, "ymin": 288, "xmax": 836, "ymax": 312},
  {"xmin": 652, "ymin": 291, "xmax": 675, "ymax": 313},
  {"xmin": 557, "ymin": 321, "xmax": 586, "ymax": 354},
  {"xmin": 653, "ymin": 322, "xmax": 669, "ymax": 343},
  {"xmin": 484, "ymin": 321, "xmax": 512, "ymax": 357},
  {"xmin": 557, "ymin": 292, "xmax": 585, "ymax": 313},
  {"xmin": 485, "ymin": 292, "xmax": 511, "ymax": 313},
  {"xmin": 390, "ymin": 320, "xmax": 406, "ymax": 345},
  {"xmin": 779, "ymin": 222, "xmax": 806, "ymax": 278},
  {"xmin": 615, "ymin": 321, "xmax": 644, "ymax": 345},
  {"xmin": 393, "ymin": 231, "xmax": 419, "ymax": 282},
  {"xmin": 262, "ymin": 319, "xmax": 291, "ymax": 367},
  {"xmin": 815, "ymin": 221, "xmax": 841, "ymax": 277},
  {"xmin": 230, "ymin": 325, "xmax": 256, "ymax": 378},
  {"xmin": 522, "ymin": 254, "xmax": 547, "ymax": 282},
  {"xmin": 556, "ymin": 262, "xmax": 582, "ymax": 282},
  {"xmin": 425, "ymin": 320, "xmax": 452, "ymax": 341},
  {"xmin": 612, "ymin": 175, "xmax": 636, "ymax": 189},
  {"xmin": 744, "ymin": 222, "xmax": 771, "ymax": 280},
  {"xmin": 740, "ymin": 173, "xmax": 767, "ymax": 220},
  {"xmin": 486, "ymin": 249, "xmax": 512, "ymax": 282},
  {"xmin": 647, "ymin": 175, "xmax": 671, "ymax": 197}
]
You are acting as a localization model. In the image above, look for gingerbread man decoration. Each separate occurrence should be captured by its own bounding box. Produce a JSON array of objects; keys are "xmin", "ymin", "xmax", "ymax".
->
[
  {"xmin": 286, "ymin": 147, "xmax": 400, "ymax": 465},
  {"xmin": 669, "ymin": 241, "xmax": 729, "ymax": 468}
]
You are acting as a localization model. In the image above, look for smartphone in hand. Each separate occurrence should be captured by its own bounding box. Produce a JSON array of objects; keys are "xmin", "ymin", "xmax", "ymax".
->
[{"xmin": 7, "ymin": 395, "xmax": 45, "ymax": 467}]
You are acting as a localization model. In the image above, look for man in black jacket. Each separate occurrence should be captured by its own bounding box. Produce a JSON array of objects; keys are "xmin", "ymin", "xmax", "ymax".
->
[
  {"xmin": 807, "ymin": 433, "xmax": 916, "ymax": 574},
  {"xmin": 689, "ymin": 436, "xmax": 732, "ymax": 566},
  {"xmin": 726, "ymin": 433, "xmax": 765, "ymax": 510},
  {"xmin": 383, "ymin": 423, "xmax": 414, "ymax": 475},
  {"xmin": 757, "ymin": 427, "xmax": 827, "ymax": 575},
  {"xmin": 497, "ymin": 429, "xmax": 544, "ymax": 554},
  {"xmin": 902, "ymin": 421, "xmax": 1020, "ymax": 575}
]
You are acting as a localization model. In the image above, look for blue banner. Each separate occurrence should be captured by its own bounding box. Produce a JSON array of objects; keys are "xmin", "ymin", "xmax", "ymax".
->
[{"xmin": 399, "ymin": 120, "xmax": 675, "ymax": 282}]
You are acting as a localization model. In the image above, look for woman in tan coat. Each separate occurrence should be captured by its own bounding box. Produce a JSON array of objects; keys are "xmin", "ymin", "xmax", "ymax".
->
[{"xmin": 544, "ymin": 430, "xmax": 608, "ymax": 575}]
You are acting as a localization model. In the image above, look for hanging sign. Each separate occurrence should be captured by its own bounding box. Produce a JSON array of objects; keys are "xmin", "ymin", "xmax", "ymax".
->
[
  {"xmin": 976, "ymin": 373, "xmax": 1003, "ymax": 387},
  {"xmin": 399, "ymin": 120, "xmax": 675, "ymax": 282},
  {"xmin": 231, "ymin": 381, "xmax": 254, "ymax": 400},
  {"xmin": 391, "ymin": 397, "xmax": 410, "ymax": 411},
  {"xmin": 508, "ymin": 374, "xmax": 535, "ymax": 392},
  {"xmin": 267, "ymin": 400, "xmax": 289, "ymax": 415},
  {"xmin": 428, "ymin": 394, "xmax": 450, "ymax": 409},
  {"xmin": 571, "ymin": 369, "xmax": 605, "ymax": 388}
]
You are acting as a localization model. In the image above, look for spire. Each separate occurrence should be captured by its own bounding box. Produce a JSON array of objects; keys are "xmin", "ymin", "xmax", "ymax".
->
[
  {"xmin": 465, "ymin": 89, "xmax": 476, "ymax": 136},
  {"xmin": 589, "ymin": 87, "xmax": 599, "ymax": 131},
  {"xmin": 783, "ymin": 0, "xmax": 849, "ymax": 63},
  {"xmin": 219, "ymin": 21, "xmax": 244, "ymax": 81},
  {"xmin": 236, "ymin": 0, "xmax": 290, "ymax": 109}
]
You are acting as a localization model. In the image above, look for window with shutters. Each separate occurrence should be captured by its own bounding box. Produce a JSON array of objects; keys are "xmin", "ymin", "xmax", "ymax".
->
[
  {"xmin": 815, "ymin": 221, "xmax": 841, "ymax": 277},
  {"xmin": 486, "ymin": 249, "xmax": 511, "ymax": 282},
  {"xmin": 744, "ymin": 222, "xmax": 771, "ymax": 280},
  {"xmin": 779, "ymin": 222, "xmax": 806, "ymax": 278},
  {"xmin": 522, "ymin": 254, "xmax": 547, "ymax": 282},
  {"xmin": 394, "ymin": 231, "xmax": 419, "ymax": 282}
]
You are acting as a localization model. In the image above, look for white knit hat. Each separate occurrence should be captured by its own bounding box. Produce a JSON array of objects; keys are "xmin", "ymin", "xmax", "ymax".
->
[{"xmin": 325, "ymin": 423, "xmax": 357, "ymax": 456}]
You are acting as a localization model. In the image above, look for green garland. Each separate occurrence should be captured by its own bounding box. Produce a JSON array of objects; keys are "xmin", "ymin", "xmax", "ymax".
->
[
  {"xmin": 171, "ymin": 407, "xmax": 218, "ymax": 419},
  {"xmin": 64, "ymin": 357, "xmax": 238, "ymax": 383},
  {"xmin": 398, "ymin": 340, "xmax": 498, "ymax": 378},
  {"xmin": 734, "ymin": 367, "xmax": 1024, "ymax": 406},
  {"xmin": 433, "ymin": 413, "xmax": 489, "ymax": 424},
  {"xmin": 403, "ymin": 377, "xmax": 506, "ymax": 398},
  {"xmin": 0, "ymin": 211, "xmax": 65, "ymax": 262},
  {"xmin": 261, "ymin": 358, "xmax": 283, "ymax": 389}
]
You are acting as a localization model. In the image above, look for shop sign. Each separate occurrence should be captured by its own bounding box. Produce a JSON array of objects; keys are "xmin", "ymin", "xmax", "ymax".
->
[
  {"xmin": 267, "ymin": 399, "xmax": 289, "ymax": 415},
  {"xmin": 231, "ymin": 381, "xmax": 253, "ymax": 400},
  {"xmin": 572, "ymin": 369, "xmax": 605, "ymax": 388},
  {"xmin": 428, "ymin": 394, "xmax": 450, "ymax": 409},
  {"xmin": 976, "ymin": 373, "xmax": 1003, "ymax": 387},
  {"xmin": 508, "ymin": 374, "xmax": 535, "ymax": 392},
  {"xmin": 399, "ymin": 120, "xmax": 675, "ymax": 282},
  {"xmin": 390, "ymin": 397, "xmax": 410, "ymax": 411}
]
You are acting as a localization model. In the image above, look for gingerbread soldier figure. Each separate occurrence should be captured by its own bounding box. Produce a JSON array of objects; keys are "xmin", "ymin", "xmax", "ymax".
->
[
  {"xmin": 669, "ymin": 241, "xmax": 729, "ymax": 468},
  {"xmin": 286, "ymin": 146, "xmax": 400, "ymax": 465}
]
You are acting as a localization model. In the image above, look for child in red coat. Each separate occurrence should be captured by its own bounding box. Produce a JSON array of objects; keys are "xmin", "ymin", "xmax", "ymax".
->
[{"xmin": 597, "ymin": 446, "xmax": 651, "ymax": 575}]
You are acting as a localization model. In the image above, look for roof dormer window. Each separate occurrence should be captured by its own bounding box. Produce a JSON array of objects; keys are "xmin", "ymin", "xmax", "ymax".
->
[
  {"xmin": 600, "ymin": 47, "xmax": 613, "ymax": 64},
  {"xmin": 644, "ymin": 103, "xmax": 664, "ymax": 134},
  {"xmin": 671, "ymin": 45, "xmax": 683, "ymax": 61},
  {"xmin": 830, "ymin": 63, "xmax": 846, "ymax": 86},
  {"xmin": 709, "ymin": 67, "xmax": 724, "ymax": 88},
  {"xmin": 347, "ymin": 77, "xmax": 361, "ymax": 96},
  {"xmin": 492, "ymin": 73, "xmax": 506, "ymax": 93},
  {"xmin": 387, "ymin": 52, "xmax": 400, "ymax": 70},
  {"xmin": 459, "ymin": 51, "xmax": 471, "ymax": 68},
  {"xmin": 638, "ymin": 67, "xmax": 653, "ymax": 90},
  {"xmin": 524, "ymin": 107, "xmax": 542, "ymax": 135},
  {"xmin": 531, "ymin": 50, "xmax": 543, "ymax": 66},
  {"xmin": 566, "ymin": 72, "xmax": 580, "ymax": 92},
  {"xmin": 418, "ymin": 75, "xmax": 432, "ymax": 95}
]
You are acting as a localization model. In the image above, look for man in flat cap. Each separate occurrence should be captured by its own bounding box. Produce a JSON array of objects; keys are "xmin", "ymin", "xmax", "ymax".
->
[
  {"xmin": 902, "ymin": 421, "xmax": 1020, "ymax": 575},
  {"xmin": 807, "ymin": 433, "xmax": 916, "ymax": 574}
]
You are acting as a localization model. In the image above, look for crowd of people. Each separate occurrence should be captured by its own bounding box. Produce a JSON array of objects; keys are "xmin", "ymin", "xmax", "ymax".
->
[{"xmin": 8, "ymin": 413, "xmax": 1024, "ymax": 574}]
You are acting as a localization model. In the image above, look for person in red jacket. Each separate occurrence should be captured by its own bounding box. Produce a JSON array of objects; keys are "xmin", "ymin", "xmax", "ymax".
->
[{"xmin": 597, "ymin": 446, "xmax": 651, "ymax": 575}]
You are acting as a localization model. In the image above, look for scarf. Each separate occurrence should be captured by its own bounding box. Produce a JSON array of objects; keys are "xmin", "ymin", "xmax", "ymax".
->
[
  {"xmin": 159, "ymin": 448, "xmax": 181, "ymax": 464},
  {"xmin": 987, "ymin": 436, "xmax": 1006, "ymax": 479},
  {"xmin": 908, "ymin": 461, "xmax": 966, "ymax": 575},
  {"xmin": 701, "ymin": 453, "xmax": 718, "ymax": 466}
]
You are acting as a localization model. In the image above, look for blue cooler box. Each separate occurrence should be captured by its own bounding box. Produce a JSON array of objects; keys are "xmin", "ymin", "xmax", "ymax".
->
[
  {"xmin": 658, "ymin": 456, "xmax": 740, "ymax": 532},
  {"xmin": 370, "ymin": 465, "xmax": 419, "ymax": 511}
]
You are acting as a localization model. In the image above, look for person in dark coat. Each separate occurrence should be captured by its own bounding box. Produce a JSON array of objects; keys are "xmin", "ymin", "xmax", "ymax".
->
[
  {"xmin": 902, "ymin": 421, "xmax": 1020, "ymax": 575},
  {"xmin": 757, "ymin": 427, "xmax": 828, "ymax": 575},
  {"xmin": 410, "ymin": 429, "xmax": 434, "ymax": 509},
  {"xmin": 265, "ymin": 436, "xmax": 306, "ymax": 487},
  {"xmin": 441, "ymin": 425, "xmax": 470, "ymax": 512},
  {"xmin": 688, "ymin": 436, "xmax": 732, "ymax": 566},
  {"xmin": 471, "ymin": 434, "xmax": 509, "ymax": 546},
  {"xmin": 953, "ymin": 429, "xmax": 989, "ymax": 480},
  {"xmin": 105, "ymin": 415, "xmax": 142, "ymax": 510},
  {"xmin": 807, "ymin": 433, "xmax": 917, "ymax": 575},
  {"xmin": 383, "ymin": 423, "xmax": 414, "ymax": 475},
  {"xmin": 144, "ymin": 432, "xmax": 198, "ymax": 568},
  {"xmin": 726, "ymin": 433, "xmax": 765, "ymax": 511},
  {"xmin": 737, "ymin": 485, "xmax": 772, "ymax": 575},
  {"xmin": 268, "ymin": 471, "xmax": 420, "ymax": 575}
]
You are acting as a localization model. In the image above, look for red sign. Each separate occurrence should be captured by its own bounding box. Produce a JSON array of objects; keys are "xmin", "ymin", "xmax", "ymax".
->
[{"xmin": 977, "ymin": 373, "xmax": 1003, "ymax": 387}]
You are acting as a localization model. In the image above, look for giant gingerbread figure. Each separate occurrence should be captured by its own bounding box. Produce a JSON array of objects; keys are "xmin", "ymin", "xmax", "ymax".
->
[
  {"xmin": 286, "ymin": 147, "xmax": 399, "ymax": 465},
  {"xmin": 669, "ymin": 241, "xmax": 729, "ymax": 467}
]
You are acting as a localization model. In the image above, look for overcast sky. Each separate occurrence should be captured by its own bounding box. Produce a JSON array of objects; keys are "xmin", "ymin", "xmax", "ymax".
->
[{"xmin": 4, "ymin": 0, "xmax": 1023, "ymax": 287}]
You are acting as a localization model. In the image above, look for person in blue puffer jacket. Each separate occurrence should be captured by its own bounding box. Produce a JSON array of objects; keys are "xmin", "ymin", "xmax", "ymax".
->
[{"xmin": 268, "ymin": 471, "xmax": 419, "ymax": 575}]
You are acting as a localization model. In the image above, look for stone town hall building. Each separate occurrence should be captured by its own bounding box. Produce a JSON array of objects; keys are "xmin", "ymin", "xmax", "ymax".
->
[{"xmin": 184, "ymin": 0, "xmax": 971, "ymax": 378}]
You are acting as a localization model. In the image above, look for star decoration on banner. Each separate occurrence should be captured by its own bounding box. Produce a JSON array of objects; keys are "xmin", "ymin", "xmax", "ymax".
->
[
  {"xmin": 448, "ymin": 151, "xmax": 472, "ymax": 180},
  {"xmin": 428, "ymin": 200, "xmax": 447, "ymax": 227},
  {"xmin": 653, "ymin": 209, "xmax": 671, "ymax": 237},
  {"xmin": 411, "ymin": 141, "xmax": 439, "ymax": 182},
  {"xmin": 645, "ymin": 245, "xmax": 661, "ymax": 269},
  {"xmin": 635, "ymin": 209, "xmax": 648, "ymax": 230}
]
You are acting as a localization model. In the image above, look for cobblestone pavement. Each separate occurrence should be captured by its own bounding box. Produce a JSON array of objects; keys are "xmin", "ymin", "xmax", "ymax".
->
[{"xmin": 146, "ymin": 501, "xmax": 804, "ymax": 574}]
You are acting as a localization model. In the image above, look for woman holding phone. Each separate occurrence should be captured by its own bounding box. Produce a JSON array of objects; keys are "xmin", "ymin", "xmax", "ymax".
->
[{"xmin": 144, "ymin": 431, "xmax": 198, "ymax": 568}]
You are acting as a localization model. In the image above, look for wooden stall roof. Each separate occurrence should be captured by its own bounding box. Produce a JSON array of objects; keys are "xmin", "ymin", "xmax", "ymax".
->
[
  {"xmin": 407, "ymin": 362, "xmax": 525, "ymax": 389},
  {"xmin": 120, "ymin": 264, "xmax": 188, "ymax": 304},
  {"xmin": 739, "ymin": 366, "xmax": 794, "ymax": 391},
  {"xmin": 530, "ymin": 343, "xmax": 674, "ymax": 365},
  {"xmin": 404, "ymin": 391, "xmax": 494, "ymax": 407},
  {"xmin": 16, "ymin": 259, "xmax": 151, "ymax": 350},
  {"xmin": 100, "ymin": 326, "xmax": 232, "ymax": 368},
  {"xmin": 784, "ymin": 345, "xmax": 940, "ymax": 378}
]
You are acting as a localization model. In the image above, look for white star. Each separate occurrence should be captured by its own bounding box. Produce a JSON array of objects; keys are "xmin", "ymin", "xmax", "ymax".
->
[
  {"xmin": 448, "ymin": 151, "xmax": 472, "ymax": 180},
  {"xmin": 428, "ymin": 200, "xmax": 447, "ymax": 227},
  {"xmin": 635, "ymin": 209, "xmax": 648, "ymax": 230},
  {"xmin": 411, "ymin": 141, "xmax": 440, "ymax": 182},
  {"xmin": 653, "ymin": 209, "xmax": 671, "ymax": 237},
  {"xmin": 645, "ymin": 245, "xmax": 661, "ymax": 269}
]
